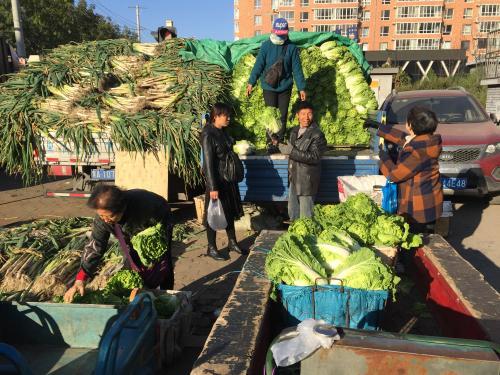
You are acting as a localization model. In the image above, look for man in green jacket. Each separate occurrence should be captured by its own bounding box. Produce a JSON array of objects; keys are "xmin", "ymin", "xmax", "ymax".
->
[{"xmin": 247, "ymin": 18, "xmax": 306, "ymax": 153}]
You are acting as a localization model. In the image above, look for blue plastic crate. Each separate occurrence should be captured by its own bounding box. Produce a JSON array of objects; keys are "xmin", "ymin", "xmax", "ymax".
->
[{"xmin": 278, "ymin": 284, "xmax": 389, "ymax": 330}]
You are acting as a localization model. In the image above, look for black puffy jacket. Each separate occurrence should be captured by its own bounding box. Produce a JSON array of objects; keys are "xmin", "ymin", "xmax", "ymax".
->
[{"xmin": 288, "ymin": 122, "xmax": 327, "ymax": 196}]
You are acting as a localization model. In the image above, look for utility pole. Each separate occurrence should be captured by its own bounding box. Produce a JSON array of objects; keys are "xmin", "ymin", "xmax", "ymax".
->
[
  {"xmin": 10, "ymin": 0, "xmax": 26, "ymax": 57},
  {"xmin": 129, "ymin": 4, "xmax": 143, "ymax": 43}
]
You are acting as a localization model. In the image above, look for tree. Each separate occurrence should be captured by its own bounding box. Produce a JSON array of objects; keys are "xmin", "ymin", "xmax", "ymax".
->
[{"xmin": 0, "ymin": 0, "xmax": 136, "ymax": 55}]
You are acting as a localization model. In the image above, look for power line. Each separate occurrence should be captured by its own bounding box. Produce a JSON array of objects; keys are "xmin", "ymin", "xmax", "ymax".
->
[
  {"xmin": 91, "ymin": 0, "xmax": 154, "ymax": 33},
  {"xmin": 92, "ymin": 1, "xmax": 137, "ymax": 29}
]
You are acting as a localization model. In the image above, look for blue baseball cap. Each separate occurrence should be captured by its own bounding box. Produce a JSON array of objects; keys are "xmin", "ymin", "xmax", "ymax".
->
[{"xmin": 273, "ymin": 18, "xmax": 289, "ymax": 36}]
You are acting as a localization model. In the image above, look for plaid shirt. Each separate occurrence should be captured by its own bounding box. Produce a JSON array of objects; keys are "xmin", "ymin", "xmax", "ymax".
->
[{"xmin": 378, "ymin": 124, "xmax": 443, "ymax": 224}]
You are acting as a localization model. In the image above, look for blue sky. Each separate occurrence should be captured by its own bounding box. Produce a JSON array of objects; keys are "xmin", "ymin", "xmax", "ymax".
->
[{"xmin": 87, "ymin": 0, "xmax": 234, "ymax": 42}]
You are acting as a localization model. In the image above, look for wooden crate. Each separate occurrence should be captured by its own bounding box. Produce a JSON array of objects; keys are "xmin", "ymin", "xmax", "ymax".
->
[
  {"xmin": 193, "ymin": 194, "xmax": 205, "ymax": 224},
  {"xmin": 115, "ymin": 150, "xmax": 169, "ymax": 199}
]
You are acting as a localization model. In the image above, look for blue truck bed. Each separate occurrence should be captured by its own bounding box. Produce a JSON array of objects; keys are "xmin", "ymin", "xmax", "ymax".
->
[{"xmin": 238, "ymin": 150, "xmax": 379, "ymax": 203}]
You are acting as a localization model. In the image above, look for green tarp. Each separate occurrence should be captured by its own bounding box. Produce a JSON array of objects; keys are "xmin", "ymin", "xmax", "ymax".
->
[{"xmin": 179, "ymin": 32, "xmax": 372, "ymax": 76}]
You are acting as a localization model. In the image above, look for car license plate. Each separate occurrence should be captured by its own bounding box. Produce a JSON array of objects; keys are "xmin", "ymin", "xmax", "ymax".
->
[
  {"xmin": 441, "ymin": 177, "xmax": 467, "ymax": 190},
  {"xmin": 91, "ymin": 169, "xmax": 115, "ymax": 181}
]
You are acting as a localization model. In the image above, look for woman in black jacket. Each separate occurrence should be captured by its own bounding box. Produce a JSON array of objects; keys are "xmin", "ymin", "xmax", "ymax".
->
[{"xmin": 201, "ymin": 103, "xmax": 246, "ymax": 260}]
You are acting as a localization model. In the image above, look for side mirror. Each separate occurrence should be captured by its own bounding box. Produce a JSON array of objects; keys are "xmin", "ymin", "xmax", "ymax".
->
[{"xmin": 490, "ymin": 113, "xmax": 499, "ymax": 126}]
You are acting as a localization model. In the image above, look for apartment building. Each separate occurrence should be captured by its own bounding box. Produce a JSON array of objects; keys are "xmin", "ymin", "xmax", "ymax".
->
[{"xmin": 234, "ymin": 0, "xmax": 500, "ymax": 63}]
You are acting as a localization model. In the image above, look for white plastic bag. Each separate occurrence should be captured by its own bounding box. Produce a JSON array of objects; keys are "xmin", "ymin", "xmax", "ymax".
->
[
  {"xmin": 337, "ymin": 175, "xmax": 387, "ymax": 203},
  {"xmin": 207, "ymin": 199, "xmax": 227, "ymax": 231},
  {"xmin": 271, "ymin": 319, "xmax": 339, "ymax": 367}
]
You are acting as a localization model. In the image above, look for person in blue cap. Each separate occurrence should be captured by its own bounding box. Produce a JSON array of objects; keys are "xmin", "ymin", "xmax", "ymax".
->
[{"xmin": 246, "ymin": 18, "xmax": 306, "ymax": 154}]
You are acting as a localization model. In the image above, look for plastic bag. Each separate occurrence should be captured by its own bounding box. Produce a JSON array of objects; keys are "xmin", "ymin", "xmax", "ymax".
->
[
  {"xmin": 381, "ymin": 178, "xmax": 398, "ymax": 214},
  {"xmin": 207, "ymin": 199, "xmax": 227, "ymax": 231},
  {"xmin": 337, "ymin": 175, "xmax": 387, "ymax": 203},
  {"xmin": 271, "ymin": 319, "xmax": 339, "ymax": 367}
]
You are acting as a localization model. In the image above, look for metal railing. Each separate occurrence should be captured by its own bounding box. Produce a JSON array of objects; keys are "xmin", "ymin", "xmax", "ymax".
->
[{"xmin": 484, "ymin": 29, "xmax": 500, "ymax": 79}]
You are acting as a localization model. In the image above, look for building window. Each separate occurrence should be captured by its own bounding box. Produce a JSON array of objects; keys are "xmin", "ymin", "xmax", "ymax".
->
[
  {"xmin": 464, "ymin": 0, "xmax": 472, "ymax": 3},
  {"xmin": 362, "ymin": 43, "xmax": 369, "ymax": 51},
  {"xmin": 254, "ymin": 15, "xmax": 262, "ymax": 25},
  {"xmin": 300, "ymin": 12, "xmax": 309, "ymax": 22},
  {"xmin": 361, "ymin": 0, "xmax": 370, "ymax": 5},
  {"xmin": 396, "ymin": 22, "xmax": 441, "ymax": 34},
  {"xmin": 460, "ymin": 40, "xmax": 470, "ymax": 50},
  {"xmin": 362, "ymin": 11, "xmax": 370, "ymax": 20},
  {"xmin": 289, "ymin": 26, "xmax": 294, "ymax": 31},
  {"xmin": 381, "ymin": 10, "xmax": 390, "ymax": 20},
  {"xmin": 463, "ymin": 8, "xmax": 472, "ymax": 19},
  {"xmin": 462, "ymin": 24, "xmax": 471, "ymax": 35},
  {"xmin": 362, "ymin": 27, "xmax": 369, "ymax": 37},
  {"xmin": 234, "ymin": 0, "xmax": 239, "ymax": 4},
  {"xmin": 234, "ymin": 8, "xmax": 239, "ymax": 19},
  {"xmin": 272, "ymin": 0, "xmax": 278, "ymax": 9},
  {"xmin": 314, "ymin": 0, "xmax": 358, "ymax": 3},
  {"xmin": 444, "ymin": 0, "xmax": 453, "ymax": 2},
  {"xmin": 442, "ymin": 41, "xmax": 451, "ymax": 49},
  {"xmin": 382, "ymin": 0, "xmax": 390, "ymax": 4},
  {"xmin": 280, "ymin": 0, "xmax": 294, "ymax": 6},
  {"xmin": 314, "ymin": 24, "xmax": 331, "ymax": 32},
  {"xmin": 397, "ymin": 6, "xmax": 441, "ymax": 18},
  {"xmin": 235, "ymin": 22, "xmax": 239, "ymax": 33},
  {"xmin": 279, "ymin": 11, "xmax": 295, "ymax": 22},
  {"xmin": 479, "ymin": 21, "xmax": 500, "ymax": 33},
  {"xmin": 314, "ymin": 24, "xmax": 356, "ymax": 35},
  {"xmin": 255, "ymin": 0, "xmax": 261, "ymax": 9},
  {"xmin": 314, "ymin": 8, "xmax": 357, "ymax": 20},
  {"xmin": 337, "ymin": 8, "xmax": 357, "ymax": 20},
  {"xmin": 480, "ymin": 5, "xmax": 500, "ymax": 17},
  {"xmin": 315, "ymin": 8, "xmax": 334, "ymax": 20},
  {"xmin": 300, "ymin": 27, "xmax": 309, "ymax": 32},
  {"xmin": 380, "ymin": 26, "xmax": 389, "ymax": 36},
  {"xmin": 477, "ymin": 38, "xmax": 487, "ymax": 49},
  {"xmin": 444, "ymin": 8, "xmax": 453, "ymax": 19},
  {"xmin": 255, "ymin": 30, "xmax": 262, "ymax": 36},
  {"xmin": 301, "ymin": 0, "xmax": 309, "ymax": 6},
  {"xmin": 379, "ymin": 42, "xmax": 388, "ymax": 50},
  {"xmin": 443, "ymin": 25, "xmax": 452, "ymax": 35},
  {"xmin": 395, "ymin": 38, "xmax": 439, "ymax": 50}
]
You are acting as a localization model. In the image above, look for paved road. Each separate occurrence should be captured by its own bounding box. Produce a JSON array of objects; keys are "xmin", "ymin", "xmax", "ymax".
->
[{"xmin": 445, "ymin": 196, "xmax": 500, "ymax": 292}]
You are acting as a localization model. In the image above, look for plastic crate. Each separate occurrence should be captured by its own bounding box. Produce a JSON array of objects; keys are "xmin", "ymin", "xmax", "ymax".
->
[{"xmin": 278, "ymin": 283, "xmax": 389, "ymax": 331}]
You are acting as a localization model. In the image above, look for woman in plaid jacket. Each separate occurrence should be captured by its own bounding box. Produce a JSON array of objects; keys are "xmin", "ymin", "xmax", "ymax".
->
[{"xmin": 377, "ymin": 107, "xmax": 443, "ymax": 233}]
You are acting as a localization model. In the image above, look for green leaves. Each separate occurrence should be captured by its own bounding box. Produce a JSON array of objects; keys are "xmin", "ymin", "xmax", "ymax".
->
[
  {"xmin": 314, "ymin": 193, "xmax": 422, "ymax": 250},
  {"xmin": 288, "ymin": 217, "xmax": 322, "ymax": 237},
  {"xmin": 331, "ymin": 247, "xmax": 400, "ymax": 298},
  {"xmin": 131, "ymin": 223, "xmax": 168, "ymax": 268},
  {"xmin": 265, "ymin": 233, "xmax": 327, "ymax": 288},
  {"xmin": 105, "ymin": 269, "xmax": 144, "ymax": 297}
]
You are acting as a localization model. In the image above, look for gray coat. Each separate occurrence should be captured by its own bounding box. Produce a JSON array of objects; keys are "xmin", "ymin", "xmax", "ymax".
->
[{"xmin": 288, "ymin": 122, "xmax": 327, "ymax": 196}]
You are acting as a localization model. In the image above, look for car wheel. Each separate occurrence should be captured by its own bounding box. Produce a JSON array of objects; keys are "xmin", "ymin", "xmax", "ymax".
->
[{"xmin": 489, "ymin": 195, "xmax": 500, "ymax": 205}]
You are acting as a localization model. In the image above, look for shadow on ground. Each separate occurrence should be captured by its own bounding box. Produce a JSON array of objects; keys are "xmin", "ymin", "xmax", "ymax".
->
[{"xmin": 446, "ymin": 196, "xmax": 499, "ymax": 292}]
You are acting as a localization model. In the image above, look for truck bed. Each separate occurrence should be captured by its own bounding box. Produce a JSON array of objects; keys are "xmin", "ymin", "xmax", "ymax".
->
[{"xmin": 3, "ymin": 346, "xmax": 97, "ymax": 375}]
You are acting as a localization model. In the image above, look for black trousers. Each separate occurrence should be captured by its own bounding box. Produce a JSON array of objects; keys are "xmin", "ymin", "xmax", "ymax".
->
[
  {"xmin": 207, "ymin": 219, "xmax": 236, "ymax": 248},
  {"xmin": 263, "ymin": 89, "xmax": 292, "ymax": 142}
]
